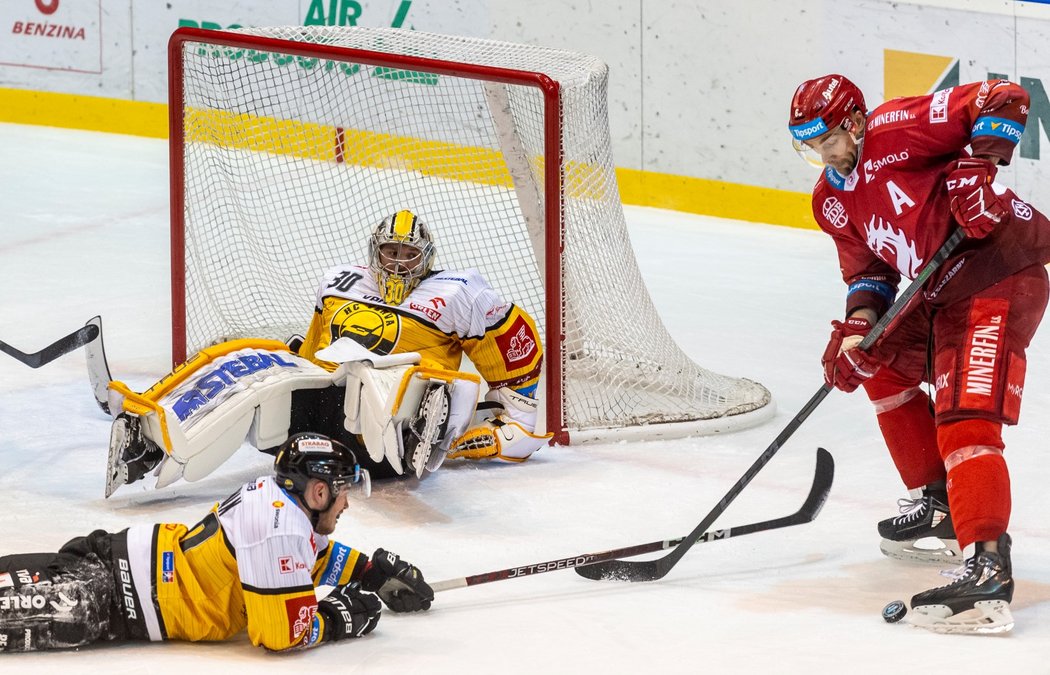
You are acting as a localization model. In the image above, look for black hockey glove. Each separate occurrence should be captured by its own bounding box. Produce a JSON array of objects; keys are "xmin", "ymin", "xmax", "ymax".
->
[
  {"xmin": 316, "ymin": 582, "xmax": 382, "ymax": 642},
  {"xmin": 361, "ymin": 548, "xmax": 434, "ymax": 613}
]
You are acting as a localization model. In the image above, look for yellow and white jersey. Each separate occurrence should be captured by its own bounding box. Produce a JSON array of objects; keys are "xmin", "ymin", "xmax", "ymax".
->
[
  {"xmin": 299, "ymin": 265, "xmax": 543, "ymax": 392},
  {"xmin": 124, "ymin": 476, "xmax": 365, "ymax": 650}
]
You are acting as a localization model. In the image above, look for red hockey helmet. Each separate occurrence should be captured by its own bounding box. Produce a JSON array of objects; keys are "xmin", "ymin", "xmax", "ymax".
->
[{"xmin": 788, "ymin": 74, "xmax": 866, "ymax": 166}]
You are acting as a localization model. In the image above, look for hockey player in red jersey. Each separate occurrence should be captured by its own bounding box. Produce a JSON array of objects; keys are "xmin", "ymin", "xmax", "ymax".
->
[
  {"xmin": 788, "ymin": 74, "xmax": 1050, "ymax": 633},
  {"xmin": 0, "ymin": 433, "xmax": 433, "ymax": 652}
]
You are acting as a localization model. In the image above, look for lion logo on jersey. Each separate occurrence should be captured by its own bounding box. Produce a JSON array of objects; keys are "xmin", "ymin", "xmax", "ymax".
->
[{"xmin": 331, "ymin": 301, "xmax": 400, "ymax": 354}]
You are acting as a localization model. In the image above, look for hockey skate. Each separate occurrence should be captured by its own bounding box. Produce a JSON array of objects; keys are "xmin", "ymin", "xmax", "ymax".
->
[
  {"xmin": 877, "ymin": 487, "xmax": 961, "ymax": 565},
  {"xmin": 908, "ymin": 533, "xmax": 1014, "ymax": 634},
  {"xmin": 401, "ymin": 382, "xmax": 451, "ymax": 479},
  {"xmin": 105, "ymin": 413, "xmax": 164, "ymax": 497}
]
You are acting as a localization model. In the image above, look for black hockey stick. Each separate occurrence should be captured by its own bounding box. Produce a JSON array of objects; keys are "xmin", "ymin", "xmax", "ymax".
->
[
  {"xmin": 576, "ymin": 227, "xmax": 967, "ymax": 583},
  {"xmin": 431, "ymin": 446, "xmax": 832, "ymax": 593},
  {"xmin": 0, "ymin": 323, "xmax": 100, "ymax": 369}
]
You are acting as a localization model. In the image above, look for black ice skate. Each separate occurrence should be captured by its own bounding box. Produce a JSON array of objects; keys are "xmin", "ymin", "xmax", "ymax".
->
[
  {"xmin": 105, "ymin": 413, "xmax": 164, "ymax": 498},
  {"xmin": 877, "ymin": 486, "xmax": 961, "ymax": 565},
  {"xmin": 908, "ymin": 533, "xmax": 1014, "ymax": 634}
]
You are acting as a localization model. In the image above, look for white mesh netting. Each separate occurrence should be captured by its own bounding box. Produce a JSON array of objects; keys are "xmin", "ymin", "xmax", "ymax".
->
[{"xmin": 173, "ymin": 25, "xmax": 771, "ymax": 439}]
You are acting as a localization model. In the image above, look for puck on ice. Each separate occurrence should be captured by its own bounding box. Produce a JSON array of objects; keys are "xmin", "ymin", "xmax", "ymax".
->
[{"xmin": 882, "ymin": 600, "xmax": 907, "ymax": 623}]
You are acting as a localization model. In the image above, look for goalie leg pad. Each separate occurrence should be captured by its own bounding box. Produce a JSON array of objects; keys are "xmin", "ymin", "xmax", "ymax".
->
[
  {"xmin": 107, "ymin": 342, "xmax": 335, "ymax": 494},
  {"xmin": 342, "ymin": 362, "xmax": 480, "ymax": 477}
]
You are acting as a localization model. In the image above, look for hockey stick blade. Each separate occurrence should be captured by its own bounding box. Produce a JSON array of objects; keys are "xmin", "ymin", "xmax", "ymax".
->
[
  {"xmin": 84, "ymin": 316, "xmax": 115, "ymax": 416},
  {"xmin": 571, "ymin": 229, "xmax": 966, "ymax": 584},
  {"xmin": 0, "ymin": 323, "xmax": 99, "ymax": 369},
  {"xmin": 431, "ymin": 449, "xmax": 833, "ymax": 593},
  {"xmin": 574, "ymin": 446, "xmax": 833, "ymax": 583}
]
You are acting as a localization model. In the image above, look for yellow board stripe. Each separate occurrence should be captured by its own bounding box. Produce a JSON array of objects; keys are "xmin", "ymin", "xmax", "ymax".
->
[
  {"xmin": 0, "ymin": 87, "xmax": 817, "ymax": 230},
  {"xmin": 616, "ymin": 167, "xmax": 816, "ymax": 230},
  {"xmin": 0, "ymin": 87, "xmax": 168, "ymax": 138}
]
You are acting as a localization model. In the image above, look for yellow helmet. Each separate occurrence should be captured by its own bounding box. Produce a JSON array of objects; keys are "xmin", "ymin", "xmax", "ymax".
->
[{"xmin": 369, "ymin": 210, "xmax": 436, "ymax": 305}]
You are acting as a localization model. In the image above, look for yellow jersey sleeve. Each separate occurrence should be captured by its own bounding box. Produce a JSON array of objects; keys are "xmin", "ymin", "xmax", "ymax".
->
[
  {"xmin": 463, "ymin": 304, "xmax": 543, "ymax": 391},
  {"xmin": 298, "ymin": 308, "xmax": 336, "ymax": 372},
  {"xmin": 312, "ymin": 540, "xmax": 368, "ymax": 587}
]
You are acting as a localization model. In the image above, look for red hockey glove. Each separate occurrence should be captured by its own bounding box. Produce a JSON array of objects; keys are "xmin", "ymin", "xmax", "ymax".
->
[
  {"xmin": 946, "ymin": 157, "xmax": 1007, "ymax": 239},
  {"xmin": 821, "ymin": 317, "xmax": 881, "ymax": 392}
]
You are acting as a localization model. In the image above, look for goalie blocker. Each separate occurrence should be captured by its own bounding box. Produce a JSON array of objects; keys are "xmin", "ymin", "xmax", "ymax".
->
[{"xmin": 105, "ymin": 337, "xmax": 549, "ymax": 497}]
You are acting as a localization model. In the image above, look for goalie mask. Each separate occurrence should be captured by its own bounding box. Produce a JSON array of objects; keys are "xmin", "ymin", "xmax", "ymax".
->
[
  {"xmin": 369, "ymin": 209, "xmax": 436, "ymax": 306},
  {"xmin": 275, "ymin": 433, "xmax": 371, "ymax": 525}
]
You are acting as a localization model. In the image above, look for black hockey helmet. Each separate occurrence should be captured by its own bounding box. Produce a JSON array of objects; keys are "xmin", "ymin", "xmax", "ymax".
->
[{"xmin": 274, "ymin": 433, "xmax": 371, "ymax": 510}]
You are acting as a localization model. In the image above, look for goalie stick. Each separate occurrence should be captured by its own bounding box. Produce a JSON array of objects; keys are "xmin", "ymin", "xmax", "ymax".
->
[
  {"xmin": 576, "ymin": 228, "xmax": 967, "ymax": 583},
  {"xmin": 430, "ymin": 446, "xmax": 832, "ymax": 593},
  {"xmin": 84, "ymin": 316, "xmax": 115, "ymax": 416},
  {"xmin": 0, "ymin": 323, "xmax": 99, "ymax": 369}
]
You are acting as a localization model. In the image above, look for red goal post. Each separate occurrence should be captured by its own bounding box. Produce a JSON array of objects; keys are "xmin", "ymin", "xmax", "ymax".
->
[{"xmin": 167, "ymin": 26, "xmax": 773, "ymax": 445}]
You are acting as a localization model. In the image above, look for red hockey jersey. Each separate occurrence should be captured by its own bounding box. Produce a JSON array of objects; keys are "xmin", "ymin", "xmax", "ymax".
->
[{"xmin": 808, "ymin": 80, "xmax": 1049, "ymax": 314}]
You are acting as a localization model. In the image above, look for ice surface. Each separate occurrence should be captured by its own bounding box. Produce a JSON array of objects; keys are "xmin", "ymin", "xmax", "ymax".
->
[{"xmin": 2, "ymin": 123, "xmax": 1049, "ymax": 672}]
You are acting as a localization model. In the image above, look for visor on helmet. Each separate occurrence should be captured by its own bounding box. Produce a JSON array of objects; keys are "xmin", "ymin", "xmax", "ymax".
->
[{"xmin": 790, "ymin": 116, "xmax": 856, "ymax": 169}]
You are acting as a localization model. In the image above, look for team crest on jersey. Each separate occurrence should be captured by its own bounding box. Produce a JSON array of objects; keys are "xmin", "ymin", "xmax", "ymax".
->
[
  {"xmin": 331, "ymin": 301, "xmax": 400, "ymax": 355},
  {"xmin": 1012, "ymin": 199, "xmax": 1033, "ymax": 221},
  {"xmin": 496, "ymin": 316, "xmax": 537, "ymax": 368},
  {"xmin": 285, "ymin": 595, "xmax": 317, "ymax": 641},
  {"xmin": 822, "ymin": 197, "xmax": 849, "ymax": 228}
]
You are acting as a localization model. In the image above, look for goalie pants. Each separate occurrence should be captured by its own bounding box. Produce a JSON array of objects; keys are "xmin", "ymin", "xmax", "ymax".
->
[
  {"xmin": 0, "ymin": 529, "xmax": 147, "ymax": 652},
  {"xmin": 862, "ymin": 263, "xmax": 1049, "ymax": 549},
  {"xmin": 275, "ymin": 384, "xmax": 402, "ymax": 480}
]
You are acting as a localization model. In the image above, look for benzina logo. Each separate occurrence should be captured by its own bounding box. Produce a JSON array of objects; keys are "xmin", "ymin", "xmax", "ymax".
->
[
  {"xmin": 13, "ymin": 1, "xmax": 87, "ymax": 41},
  {"xmin": 12, "ymin": 20, "xmax": 86, "ymax": 39}
]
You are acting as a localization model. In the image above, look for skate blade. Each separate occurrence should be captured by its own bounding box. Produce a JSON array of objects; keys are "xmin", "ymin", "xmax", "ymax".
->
[
  {"xmin": 880, "ymin": 537, "xmax": 961, "ymax": 565},
  {"xmin": 411, "ymin": 385, "xmax": 450, "ymax": 479},
  {"xmin": 908, "ymin": 600, "xmax": 1014, "ymax": 634}
]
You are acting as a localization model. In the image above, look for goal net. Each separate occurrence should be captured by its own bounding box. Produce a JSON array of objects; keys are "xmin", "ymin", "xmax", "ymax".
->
[{"xmin": 168, "ymin": 25, "xmax": 773, "ymax": 444}]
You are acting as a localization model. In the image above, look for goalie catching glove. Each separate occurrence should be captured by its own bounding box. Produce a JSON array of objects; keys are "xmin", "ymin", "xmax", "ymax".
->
[
  {"xmin": 361, "ymin": 549, "xmax": 434, "ymax": 613},
  {"xmin": 316, "ymin": 582, "xmax": 382, "ymax": 642},
  {"xmin": 448, "ymin": 387, "xmax": 552, "ymax": 462}
]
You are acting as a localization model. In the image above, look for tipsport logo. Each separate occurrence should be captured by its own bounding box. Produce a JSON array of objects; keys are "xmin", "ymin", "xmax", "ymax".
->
[{"xmin": 883, "ymin": 49, "xmax": 1050, "ymax": 160}]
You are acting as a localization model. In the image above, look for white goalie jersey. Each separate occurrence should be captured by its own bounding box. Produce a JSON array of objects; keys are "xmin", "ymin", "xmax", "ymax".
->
[{"xmin": 298, "ymin": 265, "xmax": 544, "ymax": 393}]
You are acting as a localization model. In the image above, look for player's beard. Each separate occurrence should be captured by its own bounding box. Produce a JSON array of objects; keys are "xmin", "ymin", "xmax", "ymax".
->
[
  {"xmin": 830, "ymin": 149, "xmax": 858, "ymax": 176},
  {"xmin": 829, "ymin": 135, "xmax": 862, "ymax": 177}
]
